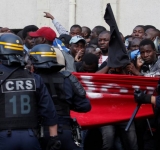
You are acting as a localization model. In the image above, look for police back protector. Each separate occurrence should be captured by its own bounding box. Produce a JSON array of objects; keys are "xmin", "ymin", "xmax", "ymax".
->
[
  {"xmin": 40, "ymin": 71, "xmax": 86, "ymax": 116},
  {"xmin": 0, "ymin": 65, "xmax": 38, "ymax": 129},
  {"xmin": 40, "ymin": 71, "xmax": 70, "ymax": 116}
]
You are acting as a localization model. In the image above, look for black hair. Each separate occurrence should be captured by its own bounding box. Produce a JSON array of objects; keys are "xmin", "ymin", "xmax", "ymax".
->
[
  {"xmin": 59, "ymin": 34, "xmax": 71, "ymax": 45},
  {"xmin": 82, "ymin": 53, "xmax": 98, "ymax": 65},
  {"xmin": 17, "ymin": 30, "xmax": 23, "ymax": 40},
  {"xmin": 86, "ymin": 45, "xmax": 95, "ymax": 49},
  {"xmin": 85, "ymin": 46, "xmax": 95, "ymax": 53},
  {"xmin": 70, "ymin": 24, "xmax": 82, "ymax": 32},
  {"xmin": 22, "ymin": 25, "xmax": 38, "ymax": 39},
  {"xmin": 155, "ymin": 29, "xmax": 160, "ymax": 36},
  {"xmin": 131, "ymin": 37, "xmax": 142, "ymax": 42},
  {"xmin": 99, "ymin": 30, "xmax": 110, "ymax": 36},
  {"xmin": 139, "ymin": 39, "xmax": 155, "ymax": 50},
  {"xmin": 94, "ymin": 26, "xmax": 107, "ymax": 35},
  {"xmin": 82, "ymin": 26, "xmax": 91, "ymax": 37},
  {"xmin": 134, "ymin": 25, "xmax": 145, "ymax": 32},
  {"xmin": 144, "ymin": 25, "xmax": 156, "ymax": 31},
  {"xmin": 125, "ymin": 35, "xmax": 132, "ymax": 40},
  {"xmin": 89, "ymin": 38, "xmax": 98, "ymax": 46}
]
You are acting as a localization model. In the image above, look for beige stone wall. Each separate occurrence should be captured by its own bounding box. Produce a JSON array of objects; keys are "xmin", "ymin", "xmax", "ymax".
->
[{"xmin": 0, "ymin": 0, "xmax": 159, "ymax": 36}]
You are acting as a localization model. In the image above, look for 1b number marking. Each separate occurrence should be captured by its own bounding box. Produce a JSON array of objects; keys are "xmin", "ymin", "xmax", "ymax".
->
[{"xmin": 5, "ymin": 95, "xmax": 31, "ymax": 117}]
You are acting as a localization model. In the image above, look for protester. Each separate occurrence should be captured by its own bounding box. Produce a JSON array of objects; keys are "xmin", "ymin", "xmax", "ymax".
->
[
  {"xmin": 88, "ymin": 37, "xmax": 99, "ymax": 48},
  {"xmin": 144, "ymin": 25, "xmax": 157, "ymax": 31},
  {"xmin": 143, "ymin": 28, "xmax": 160, "ymax": 41},
  {"xmin": 29, "ymin": 27, "xmax": 76, "ymax": 72},
  {"xmin": 76, "ymin": 53, "xmax": 99, "ymax": 72},
  {"xmin": 22, "ymin": 25, "xmax": 38, "ymax": 53},
  {"xmin": 126, "ymin": 39, "xmax": 160, "ymax": 76},
  {"xmin": 58, "ymin": 34, "xmax": 72, "ymax": 49},
  {"xmin": 44, "ymin": 12, "xmax": 82, "ymax": 37},
  {"xmin": 82, "ymin": 26, "xmax": 91, "ymax": 43},
  {"xmin": 132, "ymin": 25, "xmax": 145, "ymax": 39},
  {"xmin": 90, "ymin": 25, "xmax": 107, "ymax": 40},
  {"xmin": 53, "ymin": 34, "xmax": 71, "ymax": 53},
  {"xmin": 69, "ymin": 35, "xmax": 86, "ymax": 61},
  {"xmin": 130, "ymin": 37, "xmax": 142, "ymax": 51},
  {"xmin": 85, "ymin": 45, "xmax": 101, "ymax": 59},
  {"xmin": 98, "ymin": 31, "xmax": 110, "ymax": 68},
  {"xmin": 100, "ymin": 74, "xmax": 138, "ymax": 150}
]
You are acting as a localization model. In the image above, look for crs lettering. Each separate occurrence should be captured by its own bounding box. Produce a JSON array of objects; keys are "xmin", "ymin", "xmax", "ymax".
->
[{"xmin": 2, "ymin": 78, "xmax": 36, "ymax": 93}]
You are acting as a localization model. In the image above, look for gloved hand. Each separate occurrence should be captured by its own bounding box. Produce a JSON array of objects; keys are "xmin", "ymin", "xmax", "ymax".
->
[
  {"xmin": 134, "ymin": 89, "xmax": 151, "ymax": 104},
  {"xmin": 46, "ymin": 136, "xmax": 61, "ymax": 150}
]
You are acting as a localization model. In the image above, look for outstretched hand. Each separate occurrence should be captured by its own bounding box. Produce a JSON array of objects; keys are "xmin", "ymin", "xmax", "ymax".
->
[{"xmin": 44, "ymin": 12, "xmax": 54, "ymax": 20}]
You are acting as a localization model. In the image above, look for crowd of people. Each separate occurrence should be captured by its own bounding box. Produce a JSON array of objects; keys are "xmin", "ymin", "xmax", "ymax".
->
[{"xmin": 0, "ymin": 11, "xmax": 160, "ymax": 150}]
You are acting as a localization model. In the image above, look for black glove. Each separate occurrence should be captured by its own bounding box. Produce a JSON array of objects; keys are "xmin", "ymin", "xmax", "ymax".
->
[
  {"xmin": 134, "ymin": 89, "xmax": 151, "ymax": 104},
  {"xmin": 46, "ymin": 136, "xmax": 61, "ymax": 150}
]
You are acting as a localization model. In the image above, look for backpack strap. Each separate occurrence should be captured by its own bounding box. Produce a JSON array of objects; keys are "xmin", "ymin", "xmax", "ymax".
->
[{"xmin": 0, "ymin": 65, "xmax": 20, "ymax": 86}]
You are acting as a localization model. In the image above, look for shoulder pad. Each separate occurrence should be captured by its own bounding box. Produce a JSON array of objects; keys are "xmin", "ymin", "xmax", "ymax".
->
[
  {"xmin": 61, "ymin": 70, "xmax": 71, "ymax": 77},
  {"xmin": 61, "ymin": 71, "xmax": 86, "ymax": 97}
]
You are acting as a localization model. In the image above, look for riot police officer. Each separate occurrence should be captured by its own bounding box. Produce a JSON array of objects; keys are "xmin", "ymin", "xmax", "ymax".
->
[
  {"xmin": 134, "ymin": 85, "xmax": 160, "ymax": 150},
  {"xmin": 0, "ymin": 33, "xmax": 60, "ymax": 150},
  {"xmin": 29, "ymin": 44, "xmax": 91, "ymax": 150}
]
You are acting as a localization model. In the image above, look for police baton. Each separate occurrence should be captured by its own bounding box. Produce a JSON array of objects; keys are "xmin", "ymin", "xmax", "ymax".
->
[
  {"xmin": 125, "ymin": 103, "xmax": 141, "ymax": 131},
  {"xmin": 125, "ymin": 89, "xmax": 146, "ymax": 131}
]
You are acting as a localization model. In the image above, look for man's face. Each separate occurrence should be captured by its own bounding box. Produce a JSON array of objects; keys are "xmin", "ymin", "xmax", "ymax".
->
[
  {"xmin": 69, "ymin": 41, "xmax": 85, "ymax": 58},
  {"xmin": 132, "ymin": 27, "xmax": 144, "ymax": 38},
  {"xmin": 81, "ymin": 27, "xmax": 89, "ymax": 38},
  {"xmin": 80, "ymin": 62, "xmax": 97, "ymax": 73},
  {"xmin": 70, "ymin": 27, "xmax": 82, "ymax": 37},
  {"xmin": 24, "ymin": 33, "xmax": 35, "ymax": 49},
  {"xmin": 90, "ymin": 28, "xmax": 97, "ymax": 40},
  {"xmin": 130, "ymin": 39, "xmax": 141, "ymax": 51},
  {"xmin": 81, "ymin": 27, "xmax": 86, "ymax": 37},
  {"xmin": 143, "ymin": 29, "xmax": 155, "ymax": 40},
  {"xmin": 34, "ymin": 37, "xmax": 44, "ymax": 45},
  {"xmin": 140, "ymin": 44, "xmax": 156, "ymax": 64},
  {"xmin": 98, "ymin": 33, "xmax": 110, "ymax": 52}
]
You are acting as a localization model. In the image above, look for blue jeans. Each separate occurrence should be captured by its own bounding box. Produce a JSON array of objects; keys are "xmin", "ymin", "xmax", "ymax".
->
[
  {"xmin": 100, "ymin": 122, "xmax": 138, "ymax": 150},
  {"xmin": 0, "ymin": 129, "xmax": 41, "ymax": 150}
]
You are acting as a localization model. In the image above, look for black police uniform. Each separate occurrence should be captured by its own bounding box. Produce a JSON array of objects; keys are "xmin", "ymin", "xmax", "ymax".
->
[
  {"xmin": 151, "ymin": 86, "xmax": 160, "ymax": 150},
  {"xmin": 0, "ymin": 64, "xmax": 58, "ymax": 150},
  {"xmin": 29, "ymin": 44, "xmax": 91, "ymax": 150},
  {"xmin": 38, "ymin": 70, "xmax": 91, "ymax": 150}
]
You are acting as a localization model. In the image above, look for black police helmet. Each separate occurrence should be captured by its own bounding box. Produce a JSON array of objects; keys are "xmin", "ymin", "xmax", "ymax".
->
[
  {"xmin": 0, "ymin": 33, "xmax": 24, "ymax": 66},
  {"xmin": 30, "ymin": 44, "xmax": 65, "ymax": 71}
]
